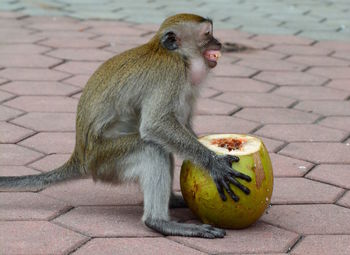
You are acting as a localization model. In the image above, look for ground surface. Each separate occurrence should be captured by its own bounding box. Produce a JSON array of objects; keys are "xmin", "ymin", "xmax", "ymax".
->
[{"xmin": 0, "ymin": 1, "xmax": 350, "ymax": 254}]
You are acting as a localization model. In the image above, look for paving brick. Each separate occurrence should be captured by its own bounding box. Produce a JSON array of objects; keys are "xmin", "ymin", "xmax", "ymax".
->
[
  {"xmin": 4, "ymin": 96, "xmax": 78, "ymax": 112},
  {"xmin": 280, "ymin": 142, "xmax": 350, "ymax": 164},
  {"xmin": 0, "ymin": 44, "xmax": 50, "ymax": 54},
  {"xmin": 54, "ymin": 61, "xmax": 101, "ymax": 75},
  {"xmin": 319, "ymin": 116, "xmax": 350, "ymax": 132},
  {"xmin": 272, "ymin": 178, "xmax": 343, "ymax": 204},
  {"xmin": 0, "ymin": 81, "xmax": 80, "ymax": 96},
  {"xmin": 0, "ymin": 68, "xmax": 70, "ymax": 81},
  {"xmin": 214, "ymin": 29, "xmax": 252, "ymax": 41},
  {"xmin": 0, "ymin": 121, "xmax": 34, "ymax": 143},
  {"xmin": 269, "ymin": 153, "xmax": 313, "ymax": 177},
  {"xmin": 255, "ymin": 124, "xmax": 348, "ymax": 142},
  {"xmin": 238, "ymin": 59, "xmax": 306, "ymax": 71},
  {"xmin": 215, "ymin": 92, "xmax": 296, "ymax": 107},
  {"xmin": 308, "ymin": 67, "xmax": 350, "ymax": 79},
  {"xmin": 29, "ymin": 153, "xmax": 70, "ymax": 171},
  {"xmin": 19, "ymin": 132, "xmax": 75, "ymax": 154},
  {"xmin": 0, "ymin": 34, "xmax": 44, "ymax": 44},
  {"xmin": 235, "ymin": 108, "xmax": 319, "ymax": 124},
  {"xmin": 35, "ymin": 30, "xmax": 95, "ymax": 39},
  {"xmin": 0, "ymin": 221, "xmax": 87, "ymax": 255},
  {"xmin": 213, "ymin": 64, "xmax": 258, "ymax": 77},
  {"xmin": 306, "ymin": 164, "xmax": 350, "ymax": 189},
  {"xmin": 0, "ymin": 54, "xmax": 62, "ymax": 68},
  {"xmin": 294, "ymin": 100, "xmax": 350, "ymax": 116},
  {"xmin": 273, "ymin": 86, "xmax": 349, "ymax": 100},
  {"xmin": 39, "ymin": 37, "xmax": 108, "ymax": 48},
  {"xmin": 315, "ymin": 41, "xmax": 350, "ymax": 51},
  {"xmin": 199, "ymin": 88, "xmax": 220, "ymax": 98},
  {"xmin": 254, "ymin": 71, "xmax": 328, "ymax": 86},
  {"xmin": 0, "ymin": 77, "xmax": 8, "ymax": 85},
  {"xmin": 326, "ymin": 79, "xmax": 350, "ymax": 92},
  {"xmin": 233, "ymin": 50, "xmax": 286, "ymax": 60},
  {"xmin": 54, "ymin": 205, "xmax": 159, "ymax": 237},
  {"xmin": 73, "ymin": 238, "xmax": 205, "ymax": 255},
  {"xmin": 332, "ymin": 51, "xmax": 350, "ymax": 61},
  {"xmin": 12, "ymin": 112, "xmax": 76, "ymax": 132},
  {"xmin": 62, "ymin": 74, "xmax": 90, "ymax": 88},
  {"xmin": 0, "ymin": 144, "xmax": 43, "ymax": 165},
  {"xmin": 88, "ymin": 26, "xmax": 145, "ymax": 36},
  {"xmin": 0, "ymin": 105, "xmax": 23, "ymax": 121},
  {"xmin": 0, "ymin": 165, "xmax": 40, "ymax": 176},
  {"xmin": 262, "ymin": 204, "xmax": 350, "ymax": 234},
  {"xmin": 258, "ymin": 137, "xmax": 285, "ymax": 152},
  {"xmin": 291, "ymin": 235, "xmax": 350, "ymax": 255},
  {"xmin": 170, "ymin": 222, "xmax": 299, "ymax": 254},
  {"xmin": 286, "ymin": 56, "xmax": 349, "ymax": 66},
  {"xmin": 103, "ymin": 44, "xmax": 139, "ymax": 54},
  {"xmin": 95, "ymin": 35, "xmax": 145, "ymax": 46},
  {"xmin": 268, "ymin": 45, "xmax": 332, "ymax": 56},
  {"xmin": 0, "ymin": 90, "xmax": 14, "ymax": 102},
  {"xmin": 208, "ymin": 77, "xmax": 274, "ymax": 92},
  {"xmin": 194, "ymin": 98, "xmax": 239, "ymax": 115},
  {"xmin": 41, "ymin": 179, "xmax": 143, "ymax": 206},
  {"xmin": 0, "ymin": 192, "xmax": 70, "ymax": 220},
  {"xmin": 338, "ymin": 192, "xmax": 350, "ymax": 208},
  {"xmin": 252, "ymin": 35, "xmax": 314, "ymax": 45},
  {"xmin": 26, "ymin": 21, "xmax": 88, "ymax": 31},
  {"xmin": 192, "ymin": 115, "xmax": 260, "ymax": 135},
  {"xmin": 47, "ymin": 49, "xmax": 114, "ymax": 61}
]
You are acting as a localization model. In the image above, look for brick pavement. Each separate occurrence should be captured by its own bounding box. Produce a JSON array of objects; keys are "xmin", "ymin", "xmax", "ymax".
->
[{"xmin": 0, "ymin": 3, "xmax": 350, "ymax": 255}]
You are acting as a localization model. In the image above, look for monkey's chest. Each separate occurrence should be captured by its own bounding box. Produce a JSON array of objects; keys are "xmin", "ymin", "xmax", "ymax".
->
[
  {"xmin": 175, "ymin": 87, "xmax": 196, "ymax": 126},
  {"xmin": 190, "ymin": 57, "xmax": 208, "ymax": 86}
]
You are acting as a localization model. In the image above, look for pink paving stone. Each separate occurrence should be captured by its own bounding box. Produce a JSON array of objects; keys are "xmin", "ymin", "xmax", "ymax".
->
[
  {"xmin": 19, "ymin": 132, "xmax": 75, "ymax": 154},
  {"xmin": 286, "ymin": 55, "xmax": 349, "ymax": 67},
  {"xmin": 41, "ymin": 179, "xmax": 143, "ymax": 206},
  {"xmin": 233, "ymin": 50, "xmax": 286, "ymax": 60},
  {"xmin": 338, "ymin": 192, "xmax": 350, "ymax": 208},
  {"xmin": 326, "ymin": 79, "xmax": 350, "ymax": 92},
  {"xmin": 255, "ymin": 124, "xmax": 348, "ymax": 142},
  {"xmin": 199, "ymin": 87, "xmax": 220, "ymax": 98},
  {"xmin": 170, "ymin": 222, "xmax": 299, "ymax": 254},
  {"xmin": 0, "ymin": 221, "xmax": 88, "ymax": 255},
  {"xmin": 39, "ymin": 37, "xmax": 108, "ymax": 48},
  {"xmin": 54, "ymin": 61, "xmax": 102, "ymax": 75},
  {"xmin": 237, "ymin": 59, "xmax": 306, "ymax": 71},
  {"xmin": 319, "ymin": 116, "xmax": 350, "ymax": 132},
  {"xmin": 35, "ymin": 30, "xmax": 96, "ymax": 39},
  {"xmin": 291, "ymin": 235, "xmax": 350, "ymax": 255},
  {"xmin": 0, "ymin": 192, "xmax": 70, "ymax": 220},
  {"xmin": 0, "ymin": 105, "xmax": 23, "ymax": 121},
  {"xmin": 12, "ymin": 112, "xmax": 76, "ymax": 131},
  {"xmin": 73, "ymin": 92, "xmax": 82, "ymax": 99},
  {"xmin": 4, "ymin": 96, "xmax": 78, "ymax": 112},
  {"xmin": 213, "ymin": 29, "xmax": 252, "ymax": 41},
  {"xmin": 315, "ymin": 40, "xmax": 350, "ymax": 51},
  {"xmin": 272, "ymin": 177, "xmax": 343, "ymax": 204},
  {"xmin": 214, "ymin": 92, "xmax": 296, "ymax": 107},
  {"xmin": 268, "ymin": 45, "xmax": 332, "ymax": 56},
  {"xmin": 26, "ymin": 21, "xmax": 88, "ymax": 31},
  {"xmin": 62, "ymin": 74, "xmax": 90, "ymax": 88},
  {"xmin": 252, "ymin": 34, "xmax": 314, "ymax": 45},
  {"xmin": 258, "ymin": 136, "xmax": 285, "ymax": 152},
  {"xmin": 269, "ymin": 153, "xmax": 313, "ymax": 177},
  {"xmin": 88, "ymin": 26, "xmax": 146, "ymax": 36},
  {"xmin": 0, "ymin": 165, "xmax": 40, "ymax": 176},
  {"xmin": 54, "ymin": 206, "xmax": 159, "ymax": 237},
  {"xmin": 234, "ymin": 108, "xmax": 319, "ymax": 124},
  {"xmin": 0, "ymin": 54, "xmax": 62, "ymax": 68},
  {"xmin": 0, "ymin": 121, "xmax": 34, "ymax": 143},
  {"xmin": 273, "ymin": 86, "xmax": 349, "ymax": 100},
  {"xmin": 213, "ymin": 64, "xmax": 258, "ymax": 77},
  {"xmin": 47, "ymin": 48, "xmax": 114, "ymax": 61},
  {"xmin": 0, "ymin": 81, "xmax": 80, "ymax": 96},
  {"xmin": 254, "ymin": 71, "xmax": 328, "ymax": 86},
  {"xmin": 0, "ymin": 44, "xmax": 50, "ymax": 54},
  {"xmin": 192, "ymin": 115, "xmax": 260, "ymax": 135},
  {"xmin": 0, "ymin": 144, "xmax": 43, "ymax": 165},
  {"xmin": 306, "ymin": 164, "xmax": 350, "ymax": 189},
  {"xmin": 0, "ymin": 77, "xmax": 8, "ymax": 85},
  {"xmin": 194, "ymin": 98, "xmax": 239, "ymax": 115},
  {"xmin": 0, "ymin": 68, "xmax": 70, "ymax": 81},
  {"xmin": 103, "ymin": 44, "xmax": 139, "ymax": 54},
  {"xmin": 73, "ymin": 238, "xmax": 205, "ymax": 255},
  {"xmin": 308, "ymin": 67, "xmax": 350, "ymax": 79},
  {"xmin": 280, "ymin": 142, "xmax": 350, "ymax": 164},
  {"xmin": 262, "ymin": 204, "xmax": 350, "ymax": 234},
  {"xmin": 29, "ymin": 153, "xmax": 71, "ymax": 171},
  {"xmin": 95, "ymin": 35, "xmax": 145, "ymax": 46},
  {"xmin": 0, "ymin": 11, "xmax": 27, "ymax": 19},
  {"xmin": 294, "ymin": 100, "xmax": 350, "ymax": 116},
  {"xmin": 207, "ymin": 77, "xmax": 275, "ymax": 92},
  {"xmin": 225, "ymin": 38, "xmax": 272, "ymax": 50},
  {"xmin": 0, "ymin": 34, "xmax": 44, "ymax": 44},
  {"xmin": 0, "ymin": 90, "xmax": 14, "ymax": 102},
  {"xmin": 332, "ymin": 50, "xmax": 350, "ymax": 61}
]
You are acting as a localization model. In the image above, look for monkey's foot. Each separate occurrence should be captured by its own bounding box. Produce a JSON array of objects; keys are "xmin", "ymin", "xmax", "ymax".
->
[
  {"xmin": 145, "ymin": 219, "xmax": 226, "ymax": 238},
  {"xmin": 169, "ymin": 193, "xmax": 187, "ymax": 208}
]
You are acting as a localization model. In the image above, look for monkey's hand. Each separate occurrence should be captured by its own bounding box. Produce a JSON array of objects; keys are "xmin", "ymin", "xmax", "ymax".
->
[{"xmin": 208, "ymin": 154, "xmax": 251, "ymax": 202}]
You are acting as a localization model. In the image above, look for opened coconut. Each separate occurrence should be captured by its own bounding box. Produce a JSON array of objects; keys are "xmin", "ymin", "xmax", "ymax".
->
[{"xmin": 180, "ymin": 134, "xmax": 273, "ymax": 229}]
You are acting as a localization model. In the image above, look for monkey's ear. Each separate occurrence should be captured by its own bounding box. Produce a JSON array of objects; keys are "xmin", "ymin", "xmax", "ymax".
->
[{"xmin": 161, "ymin": 31, "xmax": 179, "ymax": 50}]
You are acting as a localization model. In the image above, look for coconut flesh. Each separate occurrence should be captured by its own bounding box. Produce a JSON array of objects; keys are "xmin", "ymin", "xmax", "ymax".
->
[{"xmin": 180, "ymin": 134, "xmax": 274, "ymax": 229}]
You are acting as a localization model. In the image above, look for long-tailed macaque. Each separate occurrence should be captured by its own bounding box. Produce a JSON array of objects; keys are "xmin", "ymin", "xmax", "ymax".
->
[{"xmin": 0, "ymin": 14, "xmax": 251, "ymax": 238}]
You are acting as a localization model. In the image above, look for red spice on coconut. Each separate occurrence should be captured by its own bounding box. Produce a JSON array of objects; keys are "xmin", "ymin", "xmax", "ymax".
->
[{"xmin": 211, "ymin": 137, "xmax": 246, "ymax": 151}]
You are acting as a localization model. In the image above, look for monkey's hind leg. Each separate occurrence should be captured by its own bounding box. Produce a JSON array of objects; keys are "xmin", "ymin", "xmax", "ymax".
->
[{"xmin": 131, "ymin": 144, "xmax": 225, "ymax": 238}]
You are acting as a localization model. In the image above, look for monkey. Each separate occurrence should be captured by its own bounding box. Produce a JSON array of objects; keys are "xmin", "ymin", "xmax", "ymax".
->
[{"xmin": 0, "ymin": 13, "xmax": 251, "ymax": 238}]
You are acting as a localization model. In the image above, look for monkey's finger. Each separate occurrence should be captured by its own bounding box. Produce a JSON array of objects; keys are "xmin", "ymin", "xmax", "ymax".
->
[
  {"xmin": 225, "ymin": 155, "xmax": 240, "ymax": 164},
  {"xmin": 227, "ymin": 176, "xmax": 250, "ymax": 195},
  {"xmin": 230, "ymin": 169, "xmax": 251, "ymax": 182},
  {"xmin": 222, "ymin": 180, "xmax": 239, "ymax": 202},
  {"xmin": 215, "ymin": 180, "xmax": 227, "ymax": 201}
]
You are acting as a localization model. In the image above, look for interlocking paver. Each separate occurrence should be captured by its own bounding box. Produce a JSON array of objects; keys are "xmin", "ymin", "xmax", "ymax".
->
[
  {"xmin": 268, "ymin": 45, "xmax": 332, "ymax": 56},
  {"xmin": 0, "ymin": 68, "xmax": 70, "ymax": 81},
  {"xmin": 0, "ymin": 221, "xmax": 88, "ymax": 255},
  {"xmin": 233, "ymin": 50, "xmax": 286, "ymax": 60},
  {"xmin": 194, "ymin": 98, "xmax": 239, "ymax": 115},
  {"xmin": 29, "ymin": 153, "xmax": 70, "ymax": 172},
  {"xmin": 254, "ymin": 71, "xmax": 328, "ymax": 86},
  {"xmin": 0, "ymin": 54, "xmax": 62, "ymax": 68},
  {"xmin": 54, "ymin": 61, "xmax": 102, "ymax": 75},
  {"xmin": 338, "ymin": 192, "xmax": 350, "ymax": 208},
  {"xmin": 208, "ymin": 77, "xmax": 274, "ymax": 92},
  {"xmin": 213, "ymin": 64, "xmax": 258, "ymax": 77},
  {"xmin": 269, "ymin": 153, "xmax": 313, "ymax": 177},
  {"xmin": 0, "ymin": 121, "xmax": 34, "ymax": 143},
  {"xmin": 0, "ymin": 144, "xmax": 43, "ymax": 165},
  {"xmin": 39, "ymin": 37, "xmax": 108, "ymax": 48},
  {"xmin": 291, "ymin": 235, "xmax": 350, "ymax": 255},
  {"xmin": 0, "ymin": 90, "xmax": 14, "ymax": 102},
  {"xmin": 0, "ymin": 105, "xmax": 23, "ymax": 121},
  {"xmin": 0, "ymin": 44, "xmax": 50, "ymax": 54},
  {"xmin": 0, "ymin": 165, "xmax": 39, "ymax": 176},
  {"xmin": 252, "ymin": 34, "xmax": 314, "ymax": 45},
  {"xmin": 308, "ymin": 67, "xmax": 350, "ymax": 79},
  {"xmin": 62, "ymin": 74, "xmax": 90, "ymax": 88},
  {"xmin": 47, "ymin": 49, "xmax": 114, "ymax": 61},
  {"xmin": 237, "ymin": 59, "xmax": 306, "ymax": 71},
  {"xmin": 326, "ymin": 79, "xmax": 350, "ymax": 92},
  {"xmin": 318, "ymin": 116, "xmax": 350, "ymax": 132},
  {"xmin": 262, "ymin": 204, "xmax": 350, "ymax": 234},
  {"xmin": 272, "ymin": 178, "xmax": 343, "ymax": 204},
  {"xmin": 286, "ymin": 55, "xmax": 350, "ymax": 67},
  {"xmin": 315, "ymin": 41, "xmax": 350, "ymax": 51},
  {"xmin": 306, "ymin": 164, "xmax": 350, "ymax": 189},
  {"xmin": 199, "ymin": 87, "xmax": 220, "ymax": 98},
  {"xmin": 72, "ymin": 238, "xmax": 206, "ymax": 255},
  {"xmin": 294, "ymin": 100, "xmax": 350, "ymax": 116},
  {"xmin": 273, "ymin": 86, "xmax": 349, "ymax": 100}
]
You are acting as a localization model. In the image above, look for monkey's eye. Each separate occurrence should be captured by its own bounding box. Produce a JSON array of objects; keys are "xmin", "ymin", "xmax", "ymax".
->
[{"xmin": 205, "ymin": 31, "xmax": 210, "ymax": 36}]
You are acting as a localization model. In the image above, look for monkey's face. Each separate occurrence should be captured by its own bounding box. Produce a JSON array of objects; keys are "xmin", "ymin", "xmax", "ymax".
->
[{"xmin": 198, "ymin": 21, "xmax": 222, "ymax": 68}]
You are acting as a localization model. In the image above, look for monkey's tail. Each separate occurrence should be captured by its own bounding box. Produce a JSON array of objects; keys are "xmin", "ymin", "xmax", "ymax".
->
[{"xmin": 0, "ymin": 158, "xmax": 82, "ymax": 192}]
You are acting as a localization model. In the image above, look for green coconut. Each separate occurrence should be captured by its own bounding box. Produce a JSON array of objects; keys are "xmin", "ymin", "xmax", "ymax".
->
[{"xmin": 180, "ymin": 134, "xmax": 273, "ymax": 229}]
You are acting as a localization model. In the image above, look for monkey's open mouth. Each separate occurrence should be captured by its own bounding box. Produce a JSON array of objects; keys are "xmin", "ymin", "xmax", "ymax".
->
[{"xmin": 204, "ymin": 50, "xmax": 221, "ymax": 68}]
